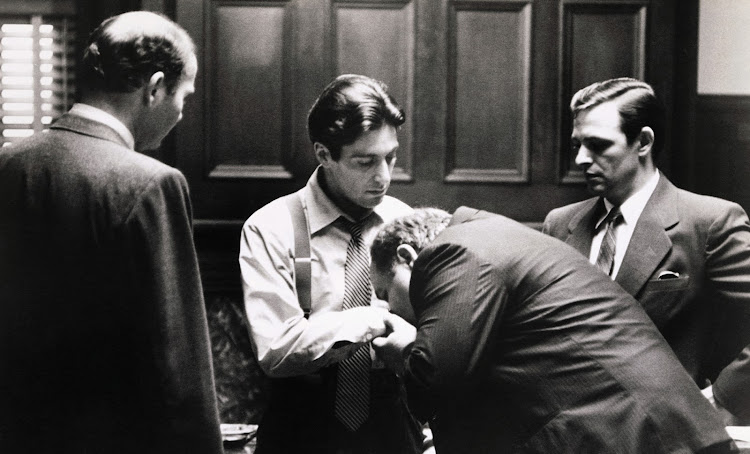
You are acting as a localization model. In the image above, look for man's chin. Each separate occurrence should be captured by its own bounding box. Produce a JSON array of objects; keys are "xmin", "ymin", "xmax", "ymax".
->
[
  {"xmin": 136, "ymin": 140, "xmax": 163, "ymax": 152},
  {"xmin": 585, "ymin": 182, "xmax": 607, "ymax": 197}
]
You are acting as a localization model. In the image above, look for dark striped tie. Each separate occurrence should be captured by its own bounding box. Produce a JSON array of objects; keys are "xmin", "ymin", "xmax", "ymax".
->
[
  {"xmin": 595, "ymin": 206, "xmax": 623, "ymax": 276},
  {"xmin": 334, "ymin": 217, "xmax": 372, "ymax": 431}
]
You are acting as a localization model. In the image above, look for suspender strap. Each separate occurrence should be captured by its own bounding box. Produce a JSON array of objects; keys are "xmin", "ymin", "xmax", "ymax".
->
[{"xmin": 285, "ymin": 193, "xmax": 312, "ymax": 318}]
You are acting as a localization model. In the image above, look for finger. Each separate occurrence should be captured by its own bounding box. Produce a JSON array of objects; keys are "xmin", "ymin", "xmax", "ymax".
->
[
  {"xmin": 371, "ymin": 298, "xmax": 390, "ymax": 310},
  {"xmin": 372, "ymin": 337, "xmax": 388, "ymax": 349}
]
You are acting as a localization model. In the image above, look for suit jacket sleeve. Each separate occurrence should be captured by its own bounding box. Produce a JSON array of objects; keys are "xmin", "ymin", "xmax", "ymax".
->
[
  {"xmin": 404, "ymin": 242, "xmax": 507, "ymax": 422},
  {"xmin": 121, "ymin": 169, "xmax": 223, "ymax": 453},
  {"xmin": 706, "ymin": 202, "xmax": 750, "ymax": 420},
  {"xmin": 714, "ymin": 344, "xmax": 750, "ymax": 420}
]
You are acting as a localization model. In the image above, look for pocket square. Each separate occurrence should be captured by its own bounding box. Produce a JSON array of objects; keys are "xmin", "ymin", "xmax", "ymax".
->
[{"xmin": 658, "ymin": 270, "xmax": 680, "ymax": 279}]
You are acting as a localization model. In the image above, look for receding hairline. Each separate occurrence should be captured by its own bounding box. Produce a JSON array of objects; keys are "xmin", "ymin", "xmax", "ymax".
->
[{"xmin": 103, "ymin": 11, "xmax": 194, "ymax": 52}]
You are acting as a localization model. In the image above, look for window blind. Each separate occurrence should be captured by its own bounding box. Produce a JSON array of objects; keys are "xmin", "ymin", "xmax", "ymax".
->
[{"xmin": 0, "ymin": 14, "xmax": 75, "ymax": 147}]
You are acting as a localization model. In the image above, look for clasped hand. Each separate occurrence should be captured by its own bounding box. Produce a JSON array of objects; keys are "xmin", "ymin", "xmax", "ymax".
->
[{"xmin": 372, "ymin": 312, "xmax": 416, "ymax": 375}]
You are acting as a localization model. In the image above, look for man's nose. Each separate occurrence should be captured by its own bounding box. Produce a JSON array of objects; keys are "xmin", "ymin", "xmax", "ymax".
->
[
  {"xmin": 574, "ymin": 146, "xmax": 592, "ymax": 168},
  {"xmin": 373, "ymin": 159, "xmax": 391, "ymax": 185}
]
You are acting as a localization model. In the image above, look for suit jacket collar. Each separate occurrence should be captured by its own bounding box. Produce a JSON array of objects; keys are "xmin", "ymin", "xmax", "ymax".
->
[
  {"xmin": 564, "ymin": 175, "xmax": 679, "ymax": 296},
  {"xmin": 565, "ymin": 198, "xmax": 602, "ymax": 255},
  {"xmin": 450, "ymin": 206, "xmax": 482, "ymax": 226},
  {"xmin": 50, "ymin": 113, "xmax": 131, "ymax": 149}
]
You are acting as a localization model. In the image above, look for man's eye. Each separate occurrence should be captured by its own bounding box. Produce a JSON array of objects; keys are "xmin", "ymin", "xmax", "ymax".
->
[
  {"xmin": 586, "ymin": 140, "xmax": 610, "ymax": 153},
  {"xmin": 386, "ymin": 154, "xmax": 396, "ymax": 165},
  {"xmin": 354, "ymin": 158, "xmax": 374, "ymax": 166}
]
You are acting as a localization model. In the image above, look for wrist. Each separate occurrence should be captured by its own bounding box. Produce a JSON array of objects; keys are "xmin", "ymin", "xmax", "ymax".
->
[{"xmin": 398, "ymin": 340, "xmax": 414, "ymax": 374}]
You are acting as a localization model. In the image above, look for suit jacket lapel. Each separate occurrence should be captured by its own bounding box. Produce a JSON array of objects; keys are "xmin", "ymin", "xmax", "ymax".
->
[
  {"xmin": 565, "ymin": 198, "xmax": 601, "ymax": 256},
  {"xmin": 451, "ymin": 206, "xmax": 482, "ymax": 226},
  {"xmin": 615, "ymin": 176, "xmax": 678, "ymax": 296}
]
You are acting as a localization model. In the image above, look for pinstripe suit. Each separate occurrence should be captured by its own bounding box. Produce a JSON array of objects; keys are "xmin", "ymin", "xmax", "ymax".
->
[{"xmin": 404, "ymin": 207, "xmax": 733, "ymax": 453}]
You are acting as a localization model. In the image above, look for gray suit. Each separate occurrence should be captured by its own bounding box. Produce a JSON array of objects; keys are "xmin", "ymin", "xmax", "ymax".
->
[
  {"xmin": 543, "ymin": 174, "xmax": 750, "ymax": 420},
  {"xmin": 0, "ymin": 114, "xmax": 223, "ymax": 453}
]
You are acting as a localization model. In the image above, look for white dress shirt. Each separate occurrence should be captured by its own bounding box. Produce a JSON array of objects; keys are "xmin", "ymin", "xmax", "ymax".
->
[
  {"xmin": 239, "ymin": 167, "xmax": 413, "ymax": 377},
  {"xmin": 68, "ymin": 103, "xmax": 135, "ymax": 150},
  {"xmin": 589, "ymin": 170, "xmax": 660, "ymax": 278}
]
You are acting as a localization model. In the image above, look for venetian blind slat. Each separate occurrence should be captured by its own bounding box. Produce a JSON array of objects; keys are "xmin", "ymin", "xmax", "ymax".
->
[{"xmin": 0, "ymin": 14, "xmax": 75, "ymax": 146}]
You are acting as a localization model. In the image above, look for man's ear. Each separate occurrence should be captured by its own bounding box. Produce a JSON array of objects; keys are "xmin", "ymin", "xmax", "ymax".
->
[
  {"xmin": 143, "ymin": 71, "xmax": 166, "ymax": 106},
  {"xmin": 396, "ymin": 244, "xmax": 418, "ymax": 268},
  {"xmin": 314, "ymin": 142, "xmax": 332, "ymax": 167},
  {"xmin": 637, "ymin": 126, "xmax": 655, "ymax": 158}
]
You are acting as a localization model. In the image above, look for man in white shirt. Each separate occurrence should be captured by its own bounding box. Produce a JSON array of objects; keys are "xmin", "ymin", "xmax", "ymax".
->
[
  {"xmin": 543, "ymin": 77, "xmax": 750, "ymax": 424},
  {"xmin": 0, "ymin": 11, "xmax": 222, "ymax": 453},
  {"xmin": 239, "ymin": 74, "xmax": 423, "ymax": 453}
]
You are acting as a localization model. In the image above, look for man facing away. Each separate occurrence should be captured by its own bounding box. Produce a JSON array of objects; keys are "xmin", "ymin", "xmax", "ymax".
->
[
  {"xmin": 370, "ymin": 207, "xmax": 736, "ymax": 454},
  {"xmin": 0, "ymin": 11, "xmax": 222, "ymax": 454},
  {"xmin": 543, "ymin": 78, "xmax": 750, "ymax": 423},
  {"xmin": 239, "ymin": 74, "xmax": 423, "ymax": 453}
]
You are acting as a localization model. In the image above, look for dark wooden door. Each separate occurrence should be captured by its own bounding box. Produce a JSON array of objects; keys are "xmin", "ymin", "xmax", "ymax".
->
[{"xmin": 172, "ymin": 0, "xmax": 677, "ymax": 225}]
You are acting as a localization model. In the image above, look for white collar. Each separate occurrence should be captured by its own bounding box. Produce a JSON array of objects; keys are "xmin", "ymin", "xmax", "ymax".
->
[
  {"xmin": 69, "ymin": 103, "xmax": 135, "ymax": 150},
  {"xmin": 303, "ymin": 166, "xmax": 387, "ymax": 234},
  {"xmin": 602, "ymin": 170, "xmax": 660, "ymax": 226}
]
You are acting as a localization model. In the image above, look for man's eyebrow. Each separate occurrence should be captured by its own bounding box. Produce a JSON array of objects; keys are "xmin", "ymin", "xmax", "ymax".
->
[{"xmin": 584, "ymin": 137, "xmax": 613, "ymax": 145}]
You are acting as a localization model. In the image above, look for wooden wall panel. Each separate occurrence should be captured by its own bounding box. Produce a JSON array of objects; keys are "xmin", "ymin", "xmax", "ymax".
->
[
  {"xmin": 446, "ymin": 1, "xmax": 531, "ymax": 183},
  {"xmin": 695, "ymin": 96, "xmax": 750, "ymax": 214},
  {"xmin": 334, "ymin": 0, "xmax": 415, "ymax": 181},
  {"xmin": 559, "ymin": 1, "xmax": 647, "ymax": 182},
  {"xmin": 206, "ymin": 1, "xmax": 293, "ymax": 179}
]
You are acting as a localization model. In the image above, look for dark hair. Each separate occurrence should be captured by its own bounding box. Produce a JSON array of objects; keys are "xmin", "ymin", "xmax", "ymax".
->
[
  {"xmin": 307, "ymin": 74, "xmax": 405, "ymax": 160},
  {"xmin": 81, "ymin": 11, "xmax": 195, "ymax": 94},
  {"xmin": 570, "ymin": 78, "xmax": 666, "ymax": 159},
  {"xmin": 370, "ymin": 208, "xmax": 452, "ymax": 272}
]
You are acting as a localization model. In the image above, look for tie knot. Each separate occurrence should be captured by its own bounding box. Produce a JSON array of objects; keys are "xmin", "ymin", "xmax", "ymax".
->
[
  {"xmin": 340, "ymin": 216, "xmax": 367, "ymax": 239},
  {"xmin": 597, "ymin": 206, "xmax": 623, "ymax": 231}
]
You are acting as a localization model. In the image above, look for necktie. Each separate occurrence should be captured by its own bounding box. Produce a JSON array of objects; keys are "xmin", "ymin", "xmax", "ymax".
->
[
  {"xmin": 595, "ymin": 206, "xmax": 623, "ymax": 276},
  {"xmin": 334, "ymin": 217, "xmax": 372, "ymax": 431}
]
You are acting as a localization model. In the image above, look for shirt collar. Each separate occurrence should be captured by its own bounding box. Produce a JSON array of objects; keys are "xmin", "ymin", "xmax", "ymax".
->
[
  {"xmin": 303, "ymin": 166, "xmax": 386, "ymax": 234},
  {"xmin": 68, "ymin": 103, "xmax": 135, "ymax": 150},
  {"xmin": 601, "ymin": 170, "xmax": 660, "ymax": 227}
]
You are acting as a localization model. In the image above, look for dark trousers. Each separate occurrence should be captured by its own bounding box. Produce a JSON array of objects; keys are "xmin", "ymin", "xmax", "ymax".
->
[{"xmin": 255, "ymin": 366, "xmax": 423, "ymax": 454}]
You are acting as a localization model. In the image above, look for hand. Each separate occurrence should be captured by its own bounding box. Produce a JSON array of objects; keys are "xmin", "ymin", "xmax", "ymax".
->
[
  {"xmin": 372, "ymin": 312, "xmax": 416, "ymax": 374},
  {"xmin": 341, "ymin": 306, "xmax": 390, "ymax": 338},
  {"xmin": 371, "ymin": 297, "xmax": 390, "ymax": 311}
]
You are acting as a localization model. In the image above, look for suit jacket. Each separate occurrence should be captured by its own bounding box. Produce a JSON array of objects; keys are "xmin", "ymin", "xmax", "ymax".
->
[
  {"xmin": 543, "ymin": 174, "xmax": 750, "ymax": 420},
  {"xmin": 0, "ymin": 114, "xmax": 223, "ymax": 453},
  {"xmin": 404, "ymin": 207, "xmax": 732, "ymax": 454}
]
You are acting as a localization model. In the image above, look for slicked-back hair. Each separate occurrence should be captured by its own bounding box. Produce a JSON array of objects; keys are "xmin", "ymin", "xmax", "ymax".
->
[
  {"xmin": 307, "ymin": 74, "xmax": 405, "ymax": 160},
  {"xmin": 371, "ymin": 208, "xmax": 452, "ymax": 273},
  {"xmin": 571, "ymin": 77, "xmax": 666, "ymax": 159},
  {"xmin": 81, "ymin": 11, "xmax": 195, "ymax": 95}
]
